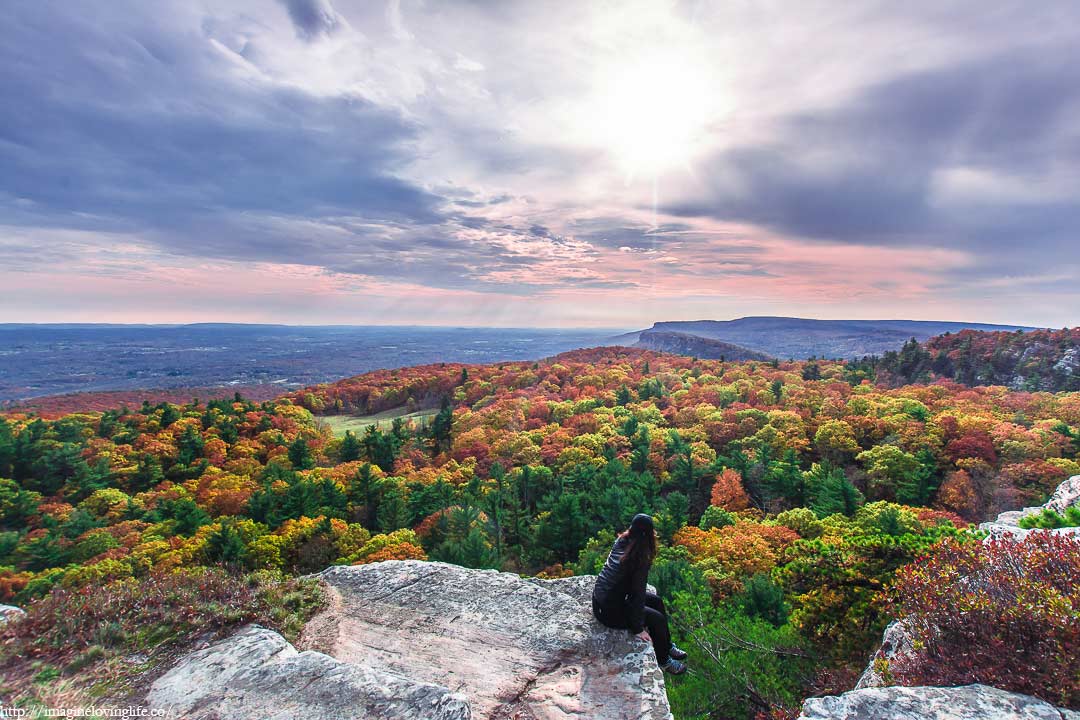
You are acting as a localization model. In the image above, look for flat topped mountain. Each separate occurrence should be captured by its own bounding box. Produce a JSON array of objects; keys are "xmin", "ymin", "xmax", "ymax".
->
[
  {"xmin": 614, "ymin": 316, "xmax": 1035, "ymax": 359},
  {"xmin": 148, "ymin": 561, "xmax": 672, "ymax": 720}
]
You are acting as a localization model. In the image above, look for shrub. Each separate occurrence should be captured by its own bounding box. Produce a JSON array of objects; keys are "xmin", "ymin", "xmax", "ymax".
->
[
  {"xmin": 888, "ymin": 533, "xmax": 1080, "ymax": 708},
  {"xmin": 668, "ymin": 581, "xmax": 810, "ymax": 720},
  {"xmin": 0, "ymin": 567, "xmax": 325, "ymax": 703},
  {"xmin": 1018, "ymin": 506, "xmax": 1080, "ymax": 529}
]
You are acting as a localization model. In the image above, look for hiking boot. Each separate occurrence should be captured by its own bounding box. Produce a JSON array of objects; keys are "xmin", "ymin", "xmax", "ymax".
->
[
  {"xmin": 668, "ymin": 644, "xmax": 688, "ymax": 660},
  {"xmin": 660, "ymin": 657, "xmax": 687, "ymax": 675}
]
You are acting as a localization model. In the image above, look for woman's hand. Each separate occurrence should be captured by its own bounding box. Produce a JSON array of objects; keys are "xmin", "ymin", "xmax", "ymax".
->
[{"xmin": 635, "ymin": 630, "xmax": 651, "ymax": 642}]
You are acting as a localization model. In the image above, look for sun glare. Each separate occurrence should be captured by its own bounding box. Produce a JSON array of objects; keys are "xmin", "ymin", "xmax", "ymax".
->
[{"xmin": 585, "ymin": 47, "xmax": 714, "ymax": 180}]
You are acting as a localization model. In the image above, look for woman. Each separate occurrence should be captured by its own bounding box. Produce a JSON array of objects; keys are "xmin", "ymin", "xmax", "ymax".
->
[{"xmin": 591, "ymin": 513, "xmax": 687, "ymax": 674}]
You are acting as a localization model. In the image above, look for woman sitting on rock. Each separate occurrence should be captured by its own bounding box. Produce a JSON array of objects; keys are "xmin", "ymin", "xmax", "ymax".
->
[{"xmin": 591, "ymin": 513, "xmax": 687, "ymax": 674}]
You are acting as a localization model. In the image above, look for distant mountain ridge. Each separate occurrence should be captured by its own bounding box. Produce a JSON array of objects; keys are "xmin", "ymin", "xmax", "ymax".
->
[
  {"xmin": 635, "ymin": 330, "xmax": 773, "ymax": 361},
  {"xmin": 613, "ymin": 316, "xmax": 1038, "ymax": 360}
]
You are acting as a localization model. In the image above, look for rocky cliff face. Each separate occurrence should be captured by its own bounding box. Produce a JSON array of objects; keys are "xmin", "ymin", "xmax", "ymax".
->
[
  {"xmin": 149, "ymin": 560, "xmax": 672, "ymax": 720},
  {"xmin": 980, "ymin": 474, "xmax": 1080, "ymax": 540}
]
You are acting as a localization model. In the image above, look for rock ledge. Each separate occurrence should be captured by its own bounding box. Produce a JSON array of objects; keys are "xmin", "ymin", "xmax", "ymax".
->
[
  {"xmin": 799, "ymin": 684, "xmax": 1079, "ymax": 720},
  {"xmin": 149, "ymin": 560, "xmax": 672, "ymax": 720}
]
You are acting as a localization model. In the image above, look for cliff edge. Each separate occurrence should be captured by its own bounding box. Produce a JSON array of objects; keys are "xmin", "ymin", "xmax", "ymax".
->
[{"xmin": 148, "ymin": 560, "xmax": 672, "ymax": 720}]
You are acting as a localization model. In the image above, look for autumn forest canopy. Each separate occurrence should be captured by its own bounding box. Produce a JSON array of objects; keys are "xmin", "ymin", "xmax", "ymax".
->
[{"xmin": 1, "ymin": 329, "xmax": 1078, "ymax": 716}]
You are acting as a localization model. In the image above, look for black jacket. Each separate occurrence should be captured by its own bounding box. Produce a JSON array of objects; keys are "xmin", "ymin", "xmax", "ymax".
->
[{"xmin": 591, "ymin": 534, "xmax": 650, "ymax": 634}]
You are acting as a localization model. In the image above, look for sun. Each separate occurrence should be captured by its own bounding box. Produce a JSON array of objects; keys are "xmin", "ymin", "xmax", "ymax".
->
[{"xmin": 583, "ymin": 47, "xmax": 714, "ymax": 180}]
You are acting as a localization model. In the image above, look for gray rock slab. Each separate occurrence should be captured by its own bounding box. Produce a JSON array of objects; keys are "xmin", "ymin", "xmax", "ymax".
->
[
  {"xmin": 148, "ymin": 561, "xmax": 672, "ymax": 720},
  {"xmin": 148, "ymin": 624, "xmax": 471, "ymax": 720},
  {"xmin": 800, "ymin": 684, "xmax": 1075, "ymax": 720},
  {"xmin": 316, "ymin": 561, "xmax": 672, "ymax": 720}
]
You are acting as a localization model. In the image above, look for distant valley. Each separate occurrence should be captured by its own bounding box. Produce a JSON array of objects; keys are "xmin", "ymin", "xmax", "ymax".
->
[
  {"xmin": 0, "ymin": 318, "xmax": 1054, "ymax": 407},
  {"xmin": 0, "ymin": 325, "xmax": 618, "ymax": 404}
]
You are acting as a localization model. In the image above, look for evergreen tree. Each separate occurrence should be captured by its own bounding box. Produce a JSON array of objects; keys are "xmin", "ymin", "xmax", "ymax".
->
[
  {"xmin": 283, "ymin": 476, "xmax": 322, "ymax": 519},
  {"xmin": 339, "ymin": 430, "xmax": 362, "ymax": 462},
  {"xmin": 246, "ymin": 481, "xmax": 282, "ymax": 527},
  {"xmin": 159, "ymin": 403, "xmax": 181, "ymax": 428},
  {"xmin": 533, "ymin": 492, "xmax": 591, "ymax": 564},
  {"xmin": 765, "ymin": 448, "xmax": 805, "ymax": 508},
  {"xmin": 11, "ymin": 419, "xmax": 45, "ymax": 482},
  {"xmin": 96, "ymin": 410, "xmax": 119, "ymax": 439},
  {"xmin": 0, "ymin": 478, "xmax": 40, "ymax": 529},
  {"xmin": 176, "ymin": 425, "xmax": 205, "ymax": 466},
  {"xmin": 0, "ymin": 419, "xmax": 13, "ymax": 479},
  {"xmin": 483, "ymin": 463, "xmax": 508, "ymax": 562},
  {"xmin": 346, "ymin": 463, "xmax": 381, "ymax": 528},
  {"xmin": 204, "ymin": 521, "xmax": 246, "ymax": 568},
  {"xmin": 896, "ymin": 448, "xmax": 940, "ymax": 506},
  {"xmin": 376, "ymin": 479, "xmax": 410, "ymax": 532},
  {"xmin": 288, "ymin": 437, "xmax": 315, "ymax": 470},
  {"xmin": 30, "ymin": 442, "xmax": 87, "ymax": 496},
  {"xmin": 735, "ymin": 573, "xmax": 790, "ymax": 626},
  {"xmin": 630, "ymin": 426, "xmax": 651, "ymax": 473},
  {"xmin": 769, "ymin": 379, "xmax": 784, "ymax": 402},
  {"xmin": 153, "ymin": 497, "xmax": 210, "ymax": 536},
  {"xmin": 805, "ymin": 463, "xmax": 863, "ymax": 517},
  {"xmin": 666, "ymin": 430, "xmax": 700, "ymax": 496},
  {"xmin": 444, "ymin": 527, "xmax": 498, "ymax": 569},
  {"xmin": 218, "ymin": 419, "xmax": 239, "ymax": 444},
  {"xmin": 430, "ymin": 397, "xmax": 454, "ymax": 456},
  {"xmin": 364, "ymin": 426, "xmax": 400, "ymax": 472},
  {"xmin": 407, "ymin": 478, "xmax": 455, "ymax": 526},
  {"xmin": 72, "ymin": 457, "xmax": 114, "ymax": 501},
  {"xmin": 656, "ymin": 491, "xmax": 689, "ymax": 542}
]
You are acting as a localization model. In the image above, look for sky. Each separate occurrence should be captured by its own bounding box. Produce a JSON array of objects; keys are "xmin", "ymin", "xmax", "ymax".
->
[{"xmin": 2, "ymin": 0, "xmax": 1078, "ymax": 328}]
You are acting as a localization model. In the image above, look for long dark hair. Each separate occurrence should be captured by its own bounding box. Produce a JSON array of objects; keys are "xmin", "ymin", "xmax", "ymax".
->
[{"xmin": 618, "ymin": 514, "xmax": 657, "ymax": 571}]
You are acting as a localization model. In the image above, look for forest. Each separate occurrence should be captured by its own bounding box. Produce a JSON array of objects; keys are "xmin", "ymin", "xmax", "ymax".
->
[{"xmin": 1, "ymin": 339, "xmax": 1077, "ymax": 717}]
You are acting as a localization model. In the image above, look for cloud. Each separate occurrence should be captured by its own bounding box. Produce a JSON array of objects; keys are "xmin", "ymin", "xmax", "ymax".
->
[
  {"xmin": 278, "ymin": 0, "xmax": 341, "ymax": 40},
  {"xmin": 2, "ymin": 0, "xmax": 1079, "ymax": 326},
  {"xmin": 664, "ymin": 43, "xmax": 1080, "ymax": 276}
]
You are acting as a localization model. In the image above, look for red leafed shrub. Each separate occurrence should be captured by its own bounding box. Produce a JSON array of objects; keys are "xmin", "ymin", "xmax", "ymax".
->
[
  {"xmin": 888, "ymin": 532, "xmax": 1080, "ymax": 708},
  {"xmin": 0, "ymin": 568, "xmax": 323, "ymax": 669}
]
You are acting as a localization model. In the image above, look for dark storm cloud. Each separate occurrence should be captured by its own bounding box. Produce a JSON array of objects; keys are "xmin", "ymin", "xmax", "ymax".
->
[
  {"xmin": 278, "ymin": 0, "xmax": 341, "ymax": 40},
  {"xmin": 668, "ymin": 43, "xmax": 1080, "ymax": 269},
  {"xmin": 0, "ymin": 1, "xmax": 584, "ymax": 294},
  {"xmin": 0, "ymin": 4, "xmax": 440, "ymax": 230}
]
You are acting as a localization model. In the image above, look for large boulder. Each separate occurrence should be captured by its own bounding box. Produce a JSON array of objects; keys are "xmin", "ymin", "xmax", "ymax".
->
[
  {"xmin": 149, "ymin": 561, "xmax": 672, "ymax": 720},
  {"xmin": 148, "ymin": 625, "xmax": 470, "ymax": 720},
  {"xmin": 799, "ymin": 684, "xmax": 1079, "ymax": 720}
]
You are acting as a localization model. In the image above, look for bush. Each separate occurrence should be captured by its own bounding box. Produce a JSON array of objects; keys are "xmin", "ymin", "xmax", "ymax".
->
[
  {"xmin": 668, "ymin": 581, "xmax": 810, "ymax": 720},
  {"xmin": 889, "ymin": 532, "xmax": 1080, "ymax": 708},
  {"xmin": 1018, "ymin": 506, "xmax": 1080, "ymax": 529},
  {"xmin": 0, "ymin": 567, "xmax": 325, "ymax": 702}
]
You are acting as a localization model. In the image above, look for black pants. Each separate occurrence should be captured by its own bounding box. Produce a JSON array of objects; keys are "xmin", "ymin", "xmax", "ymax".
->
[{"xmin": 592, "ymin": 592, "xmax": 672, "ymax": 664}]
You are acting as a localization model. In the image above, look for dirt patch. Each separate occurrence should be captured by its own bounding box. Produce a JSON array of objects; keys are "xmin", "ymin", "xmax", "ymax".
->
[{"xmin": 297, "ymin": 580, "xmax": 343, "ymax": 656}]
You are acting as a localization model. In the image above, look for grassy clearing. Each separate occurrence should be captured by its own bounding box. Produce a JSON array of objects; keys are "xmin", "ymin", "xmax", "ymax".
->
[
  {"xmin": 0, "ymin": 568, "xmax": 325, "ymax": 712},
  {"xmin": 320, "ymin": 407, "xmax": 438, "ymax": 438}
]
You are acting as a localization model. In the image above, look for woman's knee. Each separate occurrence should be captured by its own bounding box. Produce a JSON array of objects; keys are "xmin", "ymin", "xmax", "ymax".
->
[
  {"xmin": 643, "ymin": 606, "xmax": 668, "ymax": 631},
  {"xmin": 644, "ymin": 592, "xmax": 666, "ymax": 614}
]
